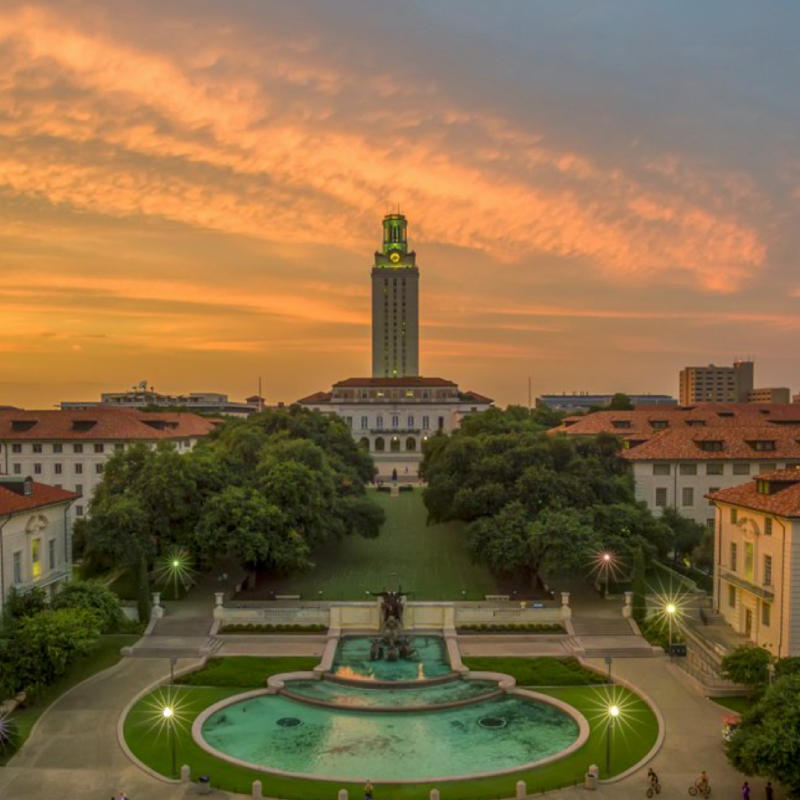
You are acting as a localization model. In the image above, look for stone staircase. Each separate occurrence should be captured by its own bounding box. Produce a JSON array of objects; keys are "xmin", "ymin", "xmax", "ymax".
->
[
  {"xmin": 124, "ymin": 614, "xmax": 221, "ymax": 658},
  {"xmin": 570, "ymin": 616, "xmax": 657, "ymax": 658}
]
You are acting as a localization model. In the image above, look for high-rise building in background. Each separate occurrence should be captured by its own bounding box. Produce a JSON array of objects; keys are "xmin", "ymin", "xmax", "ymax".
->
[
  {"xmin": 371, "ymin": 214, "xmax": 419, "ymax": 378},
  {"xmin": 679, "ymin": 359, "xmax": 754, "ymax": 404}
]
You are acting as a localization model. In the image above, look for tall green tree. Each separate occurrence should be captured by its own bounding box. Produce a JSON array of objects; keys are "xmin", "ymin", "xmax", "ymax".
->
[
  {"xmin": 631, "ymin": 545, "xmax": 647, "ymax": 624},
  {"xmin": 727, "ymin": 675, "xmax": 800, "ymax": 796},
  {"xmin": 721, "ymin": 645, "xmax": 773, "ymax": 691}
]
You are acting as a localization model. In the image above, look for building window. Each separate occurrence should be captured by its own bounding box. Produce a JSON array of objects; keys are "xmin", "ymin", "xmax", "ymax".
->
[
  {"xmin": 728, "ymin": 585, "xmax": 736, "ymax": 608},
  {"xmin": 95, "ymin": 463, "xmax": 104, "ymax": 474},
  {"xmin": 706, "ymin": 463, "xmax": 724, "ymax": 475},
  {"xmin": 48, "ymin": 538, "xmax": 56, "ymax": 571},
  {"xmin": 75, "ymin": 484, "xmax": 83, "ymax": 495},
  {"xmin": 764, "ymin": 518, "xmax": 773, "ymax": 536},
  {"xmin": 731, "ymin": 508, "xmax": 738, "ymax": 524},
  {"xmin": 94, "ymin": 443, "xmax": 104, "ymax": 454},
  {"xmin": 733, "ymin": 463, "xmax": 751, "ymax": 476},
  {"xmin": 407, "ymin": 415, "xmax": 414, "ymax": 428},
  {"xmin": 392, "ymin": 416, "xmax": 399, "ymax": 429},
  {"xmin": 653, "ymin": 464, "xmax": 671, "ymax": 476},
  {"xmin": 76, "ymin": 505, "xmax": 84, "ymax": 517},
  {"xmin": 706, "ymin": 519, "xmax": 715, "ymax": 533},
  {"xmin": 730, "ymin": 542, "xmax": 738, "ymax": 571},
  {"xmin": 32, "ymin": 443, "xmax": 42, "ymax": 453},
  {"xmin": 74, "ymin": 444, "xmax": 83, "ymax": 453},
  {"xmin": 361, "ymin": 416, "xmax": 368, "ymax": 430},
  {"xmin": 682, "ymin": 487, "xmax": 694, "ymax": 507},
  {"xmin": 31, "ymin": 538, "xmax": 41, "ymax": 580},
  {"xmin": 679, "ymin": 464, "xmax": 697, "ymax": 476},
  {"xmin": 75, "ymin": 463, "xmax": 83, "ymax": 474},
  {"xmin": 12, "ymin": 443, "xmax": 22, "ymax": 453},
  {"xmin": 13, "ymin": 463, "xmax": 21, "ymax": 475},
  {"xmin": 763, "ymin": 554, "xmax": 773, "ymax": 586},
  {"xmin": 345, "ymin": 417, "xmax": 353, "ymax": 429},
  {"xmin": 34, "ymin": 463, "xmax": 42, "ymax": 475},
  {"xmin": 406, "ymin": 437, "xmax": 416, "ymax": 451},
  {"xmin": 115, "ymin": 443, "xmax": 124, "ymax": 452},
  {"xmin": 709, "ymin": 488, "xmax": 719, "ymax": 505},
  {"xmin": 54, "ymin": 463, "xmax": 62, "ymax": 475},
  {"xmin": 438, "ymin": 416, "xmax": 445, "ymax": 431},
  {"xmin": 699, "ymin": 441, "xmax": 724, "ymax": 452},
  {"xmin": 376, "ymin": 416, "xmax": 383, "ymax": 429},
  {"xmin": 53, "ymin": 443, "xmax": 63, "ymax": 453},
  {"xmin": 655, "ymin": 488, "xmax": 668, "ymax": 507},
  {"xmin": 762, "ymin": 602, "xmax": 771, "ymax": 627},
  {"xmin": 13, "ymin": 551, "xmax": 22, "ymax": 585},
  {"xmin": 745, "ymin": 542, "xmax": 754, "ymax": 581},
  {"xmin": 422, "ymin": 416, "xmax": 430, "ymax": 430}
]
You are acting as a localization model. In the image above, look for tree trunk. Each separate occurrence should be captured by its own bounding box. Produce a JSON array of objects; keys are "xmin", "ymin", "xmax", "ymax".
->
[{"xmin": 136, "ymin": 552, "xmax": 151, "ymax": 624}]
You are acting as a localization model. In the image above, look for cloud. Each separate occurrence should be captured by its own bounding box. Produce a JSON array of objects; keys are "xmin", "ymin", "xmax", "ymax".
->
[{"xmin": 0, "ymin": 1, "xmax": 771, "ymax": 292}]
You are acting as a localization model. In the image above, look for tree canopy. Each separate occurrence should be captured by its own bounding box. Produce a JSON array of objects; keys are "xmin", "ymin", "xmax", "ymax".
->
[
  {"xmin": 421, "ymin": 409, "xmax": 671, "ymax": 588},
  {"xmin": 80, "ymin": 406, "xmax": 384, "ymax": 576}
]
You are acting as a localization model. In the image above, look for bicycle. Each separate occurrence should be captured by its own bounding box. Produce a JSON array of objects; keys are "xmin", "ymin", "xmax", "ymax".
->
[
  {"xmin": 689, "ymin": 784, "xmax": 711, "ymax": 798},
  {"xmin": 646, "ymin": 780, "xmax": 662, "ymax": 797}
]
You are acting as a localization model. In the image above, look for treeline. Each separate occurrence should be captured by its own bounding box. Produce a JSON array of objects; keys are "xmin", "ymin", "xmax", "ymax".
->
[
  {"xmin": 421, "ymin": 407, "xmax": 700, "ymax": 588},
  {"xmin": 75, "ymin": 407, "xmax": 384, "ymax": 616}
]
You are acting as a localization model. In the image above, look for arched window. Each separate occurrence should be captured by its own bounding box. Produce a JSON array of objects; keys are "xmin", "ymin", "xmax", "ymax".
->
[
  {"xmin": 390, "ymin": 436, "xmax": 401, "ymax": 453},
  {"xmin": 375, "ymin": 437, "xmax": 385, "ymax": 452},
  {"xmin": 406, "ymin": 437, "xmax": 416, "ymax": 452},
  {"xmin": 359, "ymin": 437, "xmax": 370, "ymax": 450}
]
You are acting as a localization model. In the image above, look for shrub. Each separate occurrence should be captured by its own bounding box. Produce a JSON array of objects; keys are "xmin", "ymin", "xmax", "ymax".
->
[
  {"xmin": 51, "ymin": 580, "xmax": 124, "ymax": 633},
  {"xmin": 0, "ymin": 715, "xmax": 20, "ymax": 759},
  {"xmin": 722, "ymin": 645, "xmax": 772, "ymax": 690}
]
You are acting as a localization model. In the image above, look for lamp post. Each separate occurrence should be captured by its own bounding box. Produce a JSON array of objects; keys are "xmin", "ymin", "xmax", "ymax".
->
[
  {"xmin": 602, "ymin": 553, "xmax": 612, "ymax": 598},
  {"xmin": 606, "ymin": 704, "xmax": 620, "ymax": 774},
  {"xmin": 666, "ymin": 603, "xmax": 677, "ymax": 654},
  {"xmin": 162, "ymin": 706, "xmax": 176, "ymax": 778}
]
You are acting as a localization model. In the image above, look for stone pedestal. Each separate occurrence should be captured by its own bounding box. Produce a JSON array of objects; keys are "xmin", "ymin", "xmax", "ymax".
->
[
  {"xmin": 252, "ymin": 780, "xmax": 263, "ymax": 798},
  {"xmin": 180, "ymin": 764, "xmax": 190, "ymax": 783},
  {"xmin": 338, "ymin": 790, "xmax": 348, "ymax": 800},
  {"xmin": 430, "ymin": 790, "xmax": 440, "ymax": 800},
  {"xmin": 623, "ymin": 591, "xmax": 634, "ymax": 619},
  {"xmin": 151, "ymin": 592, "xmax": 164, "ymax": 619},
  {"xmin": 213, "ymin": 592, "xmax": 225, "ymax": 620},
  {"xmin": 560, "ymin": 591, "xmax": 572, "ymax": 620},
  {"xmin": 516, "ymin": 780, "xmax": 527, "ymax": 799}
]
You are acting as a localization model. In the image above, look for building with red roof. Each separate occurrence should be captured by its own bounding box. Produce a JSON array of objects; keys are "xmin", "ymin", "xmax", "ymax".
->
[
  {"xmin": 0, "ymin": 475, "xmax": 78, "ymax": 613},
  {"xmin": 707, "ymin": 468, "xmax": 800, "ymax": 656}
]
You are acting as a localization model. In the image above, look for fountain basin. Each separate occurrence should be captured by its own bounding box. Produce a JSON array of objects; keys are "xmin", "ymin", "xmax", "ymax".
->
[{"xmin": 330, "ymin": 634, "xmax": 452, "ymax": 682}]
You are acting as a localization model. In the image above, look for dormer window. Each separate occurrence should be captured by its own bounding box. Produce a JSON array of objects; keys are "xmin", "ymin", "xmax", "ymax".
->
[
  {"xmin": 11, "ymin": 420, "xmax": 36, "ymax": 431},
  {"xmin": 650, "ymin": 420, "xmax": 669, "ymax": 430},
  {"xmin": 611, "ymin": 420, "xmax": 632, "ymax": 429},
  {"xmin": 72, "ymin": 420, "xmax": 97, "ymax": 431},
  {"xmin": 687, "ymin": 419, "xmax": 707, "ymax": 427},
  {"xmin": 757, "ymin": 480, "xmax": 770, "ymax": 495},
  {"xmin": 750, "ymin": 440, "xmax": 776, "ymax": 452},
  {"xmin": 698, "ymin": 440, "xmax": 724, "ymax": 452}
]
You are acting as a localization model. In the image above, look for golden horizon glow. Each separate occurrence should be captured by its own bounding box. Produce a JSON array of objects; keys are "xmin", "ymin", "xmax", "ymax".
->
[{"xmin": 2, "ymin": 0, "xmax": 796, "ymax": 408}]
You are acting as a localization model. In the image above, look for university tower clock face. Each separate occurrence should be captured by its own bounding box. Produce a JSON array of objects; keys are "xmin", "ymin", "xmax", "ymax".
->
[{"xmin": 390, "ymin": 251, "xmax": 401, "ymax": 264}]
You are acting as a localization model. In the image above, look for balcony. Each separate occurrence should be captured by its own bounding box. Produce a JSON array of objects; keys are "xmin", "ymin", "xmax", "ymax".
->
[
  {"xmin": 718, "ymin": 567, "xmax": 775, "ymax": 600},
  {"xmin": 368, "ymin": 428, "xmax": 423, "ymax": 435}
]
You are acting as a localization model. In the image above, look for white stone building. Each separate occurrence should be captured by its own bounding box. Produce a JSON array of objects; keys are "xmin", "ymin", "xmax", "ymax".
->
[
  {"xmin": 708, "ymin": 469, "xmax": 800, "ymax": 657},
  {"xmin": 0, "ymin": 475, "xmax": 77, "ymax": 614},
  {"xmin": 298, "ymin": 377, "xmax": 492, "ymax": 479},
  {"xmin": 0, "ymin": 408, "xmax": 218, "ymax": 531}
]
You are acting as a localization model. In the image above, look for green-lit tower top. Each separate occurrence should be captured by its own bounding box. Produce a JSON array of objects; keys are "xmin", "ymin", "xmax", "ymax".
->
[{"xmin": 374, "ymin": 213, "xmax": 417, "ymax": 268}]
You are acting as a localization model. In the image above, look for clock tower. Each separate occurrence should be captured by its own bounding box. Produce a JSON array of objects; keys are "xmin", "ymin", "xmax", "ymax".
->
[{"xmin": 371, "ymin": 214, "xmax": 420, "ymax": 378}]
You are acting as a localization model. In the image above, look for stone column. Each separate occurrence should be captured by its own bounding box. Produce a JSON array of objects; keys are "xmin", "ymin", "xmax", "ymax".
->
[
  {"xmin": 180, "ymin": 764, "xmax": 190, "ymax": 783},
  {"xmin": 151, "ymin": 591, "xmax": 164, "ymax": 619},
  {"xmin": 252, "ymin": 780, "xmax": 263, "ymax": 798},
  {"xmin": 213, "ymin": 592, "xmax": 225, "ymax": 620},
  {"xmin": 560, "ymin": 591, "xmax": 572, "ymax": 620},
  {"xmin": 622, "ymin": 591, "xmax": 634, "ymax": 619},
  {"xmin": 516, "ymin": 780, "xmax": 527, "ymax": 799}
]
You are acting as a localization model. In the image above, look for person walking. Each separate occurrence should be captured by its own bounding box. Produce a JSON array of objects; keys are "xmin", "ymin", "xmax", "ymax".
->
[
  {"xmin": 742, "ymin": 782, "xmax": 751, "ymax": 800},
  {"xmin": 765, "ymin": 782, "xmax": 774, "ymax": 800},
  {"xmin": 364, "ymin": 780, "xmax": 374, "ymax": 800}
]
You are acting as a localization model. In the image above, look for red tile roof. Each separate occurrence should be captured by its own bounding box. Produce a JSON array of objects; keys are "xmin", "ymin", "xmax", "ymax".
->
[
  {"xmin": 708, "ymin": 471, "xmax": 800, "ymax": 518},
  {"xmin": 0, "ymin": 479, "xmax": 78, "ymax": 516},
  {"xmin": 460, "ymin": 390, "xmax": 494, "ymax": 404},
  {"xmin": 0, "ymin": 409, "xmax": 217, "ymax": 441},
  {"xmin": 620, "ymin": 426, "xmax": 800, "ymax": 462},
  {"xmin": 296, "ymin": 391, "xmax": 333, "ymax": 405}
]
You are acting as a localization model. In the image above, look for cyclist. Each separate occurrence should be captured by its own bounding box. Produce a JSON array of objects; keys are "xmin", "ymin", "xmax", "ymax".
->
[{"xmin": 696, "ymin": 771, "xmax": 710, "ymax": 797}]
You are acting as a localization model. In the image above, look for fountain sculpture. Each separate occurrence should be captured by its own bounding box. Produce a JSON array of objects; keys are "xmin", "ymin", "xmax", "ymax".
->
[{"xmin": 369, "ymin": 588, "xmax": 418, "ymax": 662}]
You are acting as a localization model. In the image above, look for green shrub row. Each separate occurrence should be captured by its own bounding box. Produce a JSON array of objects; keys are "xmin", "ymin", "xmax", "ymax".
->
[
  {"xmin": 458, "ymin": 623, "xmax": 564, "ymax": 633},
  {"xmin": 221, "ymin": 623, "xmax": 327, "ymax": 634}
]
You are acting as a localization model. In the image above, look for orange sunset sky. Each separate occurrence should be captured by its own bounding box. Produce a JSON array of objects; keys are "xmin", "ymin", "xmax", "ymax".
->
[{"xmin": 2, "ymin": 0, "xmax": 799, "ymax": 408}]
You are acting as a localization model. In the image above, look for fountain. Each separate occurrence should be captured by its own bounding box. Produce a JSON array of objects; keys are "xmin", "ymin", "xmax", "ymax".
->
[{"xmin": 368, "ymin": 588, "xmax": 418, "ymax": 663}]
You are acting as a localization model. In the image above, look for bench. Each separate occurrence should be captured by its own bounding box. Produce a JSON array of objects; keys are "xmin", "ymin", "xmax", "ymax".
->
[
  {"xmin": 484, "ymin": 594, "xmax": 511, "ymax": 602},
  {"xmin": 275, "ymin": 594, "xmax": 301, "ymax": 601}
]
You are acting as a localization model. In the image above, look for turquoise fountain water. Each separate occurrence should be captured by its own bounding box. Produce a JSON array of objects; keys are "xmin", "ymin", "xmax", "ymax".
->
[{"xmin": 198, "ymin": 635, "xmax": 585, "ymax": 782}]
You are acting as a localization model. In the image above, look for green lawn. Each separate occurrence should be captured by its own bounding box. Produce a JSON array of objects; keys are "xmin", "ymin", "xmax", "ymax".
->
[
  {"xmin": 461, "ymin": 657, "xmax": 606, "ymax": 686},
  {"xmin": 253, "ymin": 490, "xmax": 498, "ymax": 600},
  {"xmin": 1, "ymin": 633, "xmax": 138, "ymax": 765},
  {"xmin": 125, "ymin": 661, "xmax": 659, "ymax": 797},
  {"xmin": 711, "ymin": 695, "xmax": 753, "ymax": 715},
  {"xmin": 175, "ymin": 657, "xmax": 319, "ymax": 688}
]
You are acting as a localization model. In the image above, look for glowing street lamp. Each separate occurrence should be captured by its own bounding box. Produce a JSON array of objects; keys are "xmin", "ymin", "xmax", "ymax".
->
[
  {"xmin": 602, "ymin": 553, "xmax": 613, "ymax": 598},
  {"xmin": 606, "ymin": 704, "xmax": 620, "ymax": 773},
  {"xmin": 666, "ymin": 602, "xmax": 677, "ymax": 650},
  {"xmin": 162, "ymin": 705, "xmax": 176, "ymax": 778},
  {"xmin": 155, "ymin": 547, "xmax": 195, "ymax": 601}
]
